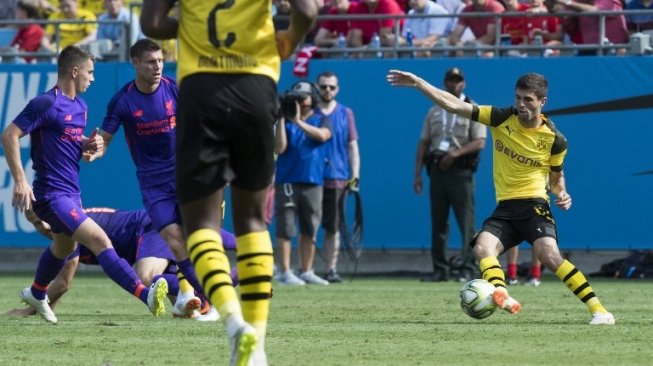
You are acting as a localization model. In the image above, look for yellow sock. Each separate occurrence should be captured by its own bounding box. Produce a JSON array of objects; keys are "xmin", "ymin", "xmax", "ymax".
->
[
  {"xmin": 479, "ymin": 256, "xmax": 506, "ymax": 288},
  {"xmin": 237, "ymin": 231, "xmax": 273, "ymax": 339},
  {"xmin": 176, "ymin": 269, "xmax": 194, "ymax": 295},
  {"xmin": 555, "ymin": 260, "xmax": 607, "ymax": 314},
  {"xmin": 187, "ymin": 229, "xmax": 240, "ymax": 318}
]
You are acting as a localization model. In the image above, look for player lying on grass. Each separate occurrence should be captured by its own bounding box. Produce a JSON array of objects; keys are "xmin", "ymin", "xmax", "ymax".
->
[{"xmin": 7, "ymin": 208, "xmax": 238, "ymax": 320}]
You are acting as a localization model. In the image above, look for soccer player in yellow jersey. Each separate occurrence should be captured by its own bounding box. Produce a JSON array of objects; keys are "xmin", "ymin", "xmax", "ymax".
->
[
  {"xmin": 387, "ymin": 69, "xmax": 615, "ymax": 325},
  {"xmin": 139, "ymin": 1, "xmax": 317, "ymax": 365}
]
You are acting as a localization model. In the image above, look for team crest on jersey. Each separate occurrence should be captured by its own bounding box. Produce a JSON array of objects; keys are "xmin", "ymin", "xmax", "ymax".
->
[
  {"xmin": 536, "ymin": 138, "xmax": 548, "ymax": 151},
  {"xmin": 165, "ymin": 100, "xmax": 174, "ymax": 116},
  {"xmin": 70, "ymin": 208, "xmax": 81, "ymax": 221},
  {"xmin": 133, "ymin": 109, "xmax": 144, "ymax": 117},
  {"xmin": 64, "ymin": 114, "xmax": 73, "ymax": 121}
]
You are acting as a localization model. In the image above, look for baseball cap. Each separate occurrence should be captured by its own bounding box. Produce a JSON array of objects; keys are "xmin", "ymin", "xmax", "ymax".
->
[
  {"xmin": 444, "ymin": 67, "xmax": 465, "ymax": 81},
  {"xmin": 291, "ymin": 81, "xmax": 313, "ymax": 96}
]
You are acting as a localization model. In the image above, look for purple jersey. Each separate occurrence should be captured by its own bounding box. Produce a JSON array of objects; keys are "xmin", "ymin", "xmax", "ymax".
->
[
  {"xmin": 102, "ymin": 76, "xmax": 178, "ymax": 188},
  {"xmin": 12, "ymin": 86, "xmax": 88, "ymax": 199}
]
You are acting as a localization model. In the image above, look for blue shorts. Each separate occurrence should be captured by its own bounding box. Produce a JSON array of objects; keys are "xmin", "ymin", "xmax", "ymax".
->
[
  {"xmin": 136, "ymin": 229, "xmax": 176, "ymax": 263},
  {"xmin": 33, "ymin": 195, "xmax": 89, "ymax": 236},
  {"xmin": 141, "ymin": 181, "xmax": 181, "ymax": 232}
]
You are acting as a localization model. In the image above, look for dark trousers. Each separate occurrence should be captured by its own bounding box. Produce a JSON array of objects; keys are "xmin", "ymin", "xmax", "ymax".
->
[{"xmin": 428, "ymin": 163, "xmax": 477, "ymax": 278}]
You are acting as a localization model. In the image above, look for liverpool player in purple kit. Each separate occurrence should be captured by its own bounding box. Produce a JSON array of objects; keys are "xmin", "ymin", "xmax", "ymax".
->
[
  {"xmin": 94, "ymin": 39, "xmax": 207, "ymax": 318},
  {"xmin": 0, "ymin": 46, "xmax": 169, "ymax": 324},
  {"xmin": 8, "ymin": 208, "xmax": 238, "ymax": 320}
]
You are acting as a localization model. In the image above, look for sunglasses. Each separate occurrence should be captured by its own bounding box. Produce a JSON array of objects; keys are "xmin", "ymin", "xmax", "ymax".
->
[{"xmin": 319, "ymin": 84, "xmax": 337, "ymax": 91}]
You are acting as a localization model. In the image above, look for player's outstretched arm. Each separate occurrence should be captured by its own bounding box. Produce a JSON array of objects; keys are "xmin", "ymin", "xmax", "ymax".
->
[
  {"xmin": 386, "ymin": 70, "xmax": 474, "ymax": 119},
  {"xmin": 140, "ymin": 0, "xmax": 178, "ymax": 39},
  {"xmin": 1, "ymin": 123, "xmax": 34, "ymax": 212},
  {"xmin": 277, "ymin": 0, "xmax": 319, "ymax": 59}
]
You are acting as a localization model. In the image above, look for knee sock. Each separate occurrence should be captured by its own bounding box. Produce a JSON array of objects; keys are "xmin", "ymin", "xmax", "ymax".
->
[
  {"xmin": 187, "ymin": 229, "xmax": 241, "ymax": 320},
  {"xmin": 507, "ymin": 263, "xmax": 518, "ymax": 279},
  {"xmin": 31, "ymin": 247, "xmax": 66, "ymax": 300},
  {"xmin": 555, "ymin": 260, "xmax": 608, "ymax": 314},
  {"xmin": 96, "ymin": 249, "xmax": 149, "ymax": 304},
  {"xmin": 237, "ymin": 231, "xmax": 274, "ymax": 341},
  {"xmin": 531, "ymin": 264, "xmax": 541, "ymax": 280},
  {"xmin": 221, "ymin": 229, "xmax": 237, "ymax": 251},
  {"xmin": 480, "ymin": 256, "xmax": 507, "ymax": 288},
  {"xmin": 177, "ymin": 258, "xmax": 206, "ymax": 297}
]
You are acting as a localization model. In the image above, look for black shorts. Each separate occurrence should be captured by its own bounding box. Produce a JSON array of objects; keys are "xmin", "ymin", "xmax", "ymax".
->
[
  {"xmin": 176, "ymin": 73, "xmax": 277, "ymax": 204},
  {"xmin": 474, "ymin": 198, "xmax": 558, "ymax": 251},
  {"xmin": 322, "ymin": 187, "xmax": 344, "ymax": 232}
]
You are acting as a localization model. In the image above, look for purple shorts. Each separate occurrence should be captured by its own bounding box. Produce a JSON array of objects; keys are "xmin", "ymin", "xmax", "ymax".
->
[
  {"xmin": 136, "ymin": 229, "xmax": 176, "ymax": 262},
  {"xmin": 141, "ymin": 181, "xmax": 181, "ymax": 232},
  {"xmin": 33, "ymin": 195, "xmax": 89, "ymax": 236}
]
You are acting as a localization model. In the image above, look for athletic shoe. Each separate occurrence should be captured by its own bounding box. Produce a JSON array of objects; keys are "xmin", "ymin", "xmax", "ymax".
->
[
  {"xmin": 324, "ymin": 269, "xmax": 343, "ymax": 283},
  {"xmin": 276, "ymin": 270, "xmax": 305, "ymax": 285},
  {"xmin": 20, "ymin": 287, "xmax": 57, "ymax": 324},
  {"xmin": 507, "ymin": 277, "xmax": 519, "ymax": 286},
  {"xmin": 195, "ymin": 306, "xmax": 220, "ymax": 322},
  {"xmin": 172, "ymin": 294, "xmax": 201, "ymax": 318},
  {"xmin": 229, "ymin": 323, "xmax": 257, "ymax": 366},
  {"xmin": 590, "ymin": 312, "xmax": 615, "ymax": 325},
  {"xmin": 147, "ymin": 278, "xmax": 168, "ymax": 317},
  {"xmin": 299, "ymin": 270, "xmax": 329, "ymax": 285},
  {"xmin": 492, "ymin": 287, "xmax": 521, "ymax": 314},
  {"xmin": 524, "ymin": 278, "xmax": 541, "ymax": 287},
  {"xmin": 250, "ymin": 348, "xmax": 268, "ymax": 366}
]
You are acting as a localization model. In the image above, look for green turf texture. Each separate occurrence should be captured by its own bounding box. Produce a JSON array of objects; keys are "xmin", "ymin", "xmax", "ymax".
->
[{"xmin": 1, "ymin": 274, "xmax": 651, "ymax": 365}]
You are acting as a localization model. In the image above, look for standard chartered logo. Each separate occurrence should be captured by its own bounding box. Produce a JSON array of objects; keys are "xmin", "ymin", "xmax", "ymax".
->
[
  {"xmin": 0, "ymin": 70, "xmax": 56, "ymax": 234},
  {"xmin": 494, "ymin": 139, "xmax": 543, "ymax": 167}
]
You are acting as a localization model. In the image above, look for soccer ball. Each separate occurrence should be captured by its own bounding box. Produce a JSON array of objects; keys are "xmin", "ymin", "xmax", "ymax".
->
[{"xmin": 459, "ymin": 279, "xmax": 497, "ymax": 319}]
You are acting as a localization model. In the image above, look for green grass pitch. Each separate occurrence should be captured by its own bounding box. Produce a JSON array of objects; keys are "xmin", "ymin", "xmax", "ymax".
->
[{"xmin": 1, "ymin": 273, "xmax": 652, "ymax": 365}]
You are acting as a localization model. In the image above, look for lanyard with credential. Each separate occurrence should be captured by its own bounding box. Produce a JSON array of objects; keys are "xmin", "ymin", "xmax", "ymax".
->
[{"xmin": 438, "ymin": 93, "xmax": 465, "ymax": 151}]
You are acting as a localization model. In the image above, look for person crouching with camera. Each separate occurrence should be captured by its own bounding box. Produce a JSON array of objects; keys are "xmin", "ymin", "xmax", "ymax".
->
[
  {"xmin": 274, "ymin": 81, "xmax": 333, "ymax": 286},
  {"xmin": 414, "ymin": 68, "xmax": 487, "ymax": 283}
]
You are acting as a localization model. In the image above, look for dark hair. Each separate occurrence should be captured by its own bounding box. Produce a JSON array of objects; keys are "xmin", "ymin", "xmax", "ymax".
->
[
  {"xmin": 129, "ymin": 38, "xmax": 162, "ymax": 60},
  {"xmin": 17, "ymin": 0, "xmax": 40, "ymax": 19},
  {"xmin": 57, "ymin": 45, "xmax": 94, "ymax": 76},
  {"xmin": 316, "ymin": 70, "xmax": 337, "ymax": 81},
  {"xmin": 515, "ymin": 73, "xmax": 548, "ymax": 99}
]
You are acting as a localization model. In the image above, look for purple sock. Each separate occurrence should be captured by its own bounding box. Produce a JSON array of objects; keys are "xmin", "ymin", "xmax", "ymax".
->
[
  {"xmin": 152, "ymin": 273, "xmax": 179, "ymax": 295},
  {"xmin": 178, "ymin": 258, "xmax": 206, "ymax": 297},
  {"xmin": 220, "ymin": 229, "xmax": 237, "ymax": 251},
  {"xmin": 96, "ymin": 249, "xmax": 147, "ymax": 303},
  {"xmin": 231, "ymin": 266, "xmax": 239, "ymax": 287},
  {"xmin": 31, "ymin": 247, "xmax": 66, "ymax": 300}
]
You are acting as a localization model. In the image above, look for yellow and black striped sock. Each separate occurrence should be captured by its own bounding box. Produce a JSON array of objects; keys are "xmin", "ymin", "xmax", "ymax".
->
[
  {"xmin": 480, "ymin": 256, "xmax": 507, "ymax": 288},
  {"xmin": 555, "ymin": 260, "xmax": 607, "ymax": 314},
  {"xmin": 237, "ymin": 231, "xmax": 274, "ymax": 340},
  {"xmin": 176, "ymin": 268, "xmax": 194, "ymax": 295},
  {"xmin": 187, "ymin": 229, "xmax": 240, "ymax": 318}
]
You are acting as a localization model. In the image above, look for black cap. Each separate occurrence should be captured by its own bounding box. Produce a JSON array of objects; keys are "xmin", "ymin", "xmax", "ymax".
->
[{"xmin": 444, "ymin": 67, "xmax": 465, "ymax": 81}]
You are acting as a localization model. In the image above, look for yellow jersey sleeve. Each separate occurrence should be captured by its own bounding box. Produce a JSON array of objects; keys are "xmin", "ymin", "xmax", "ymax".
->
[
  {"xmin": 471, "ymin": 105, "xmax": 516, "ymax": 127},
  {"xmin": 177, "ymin": 0, "xmax": 280, "ymax": 83}
]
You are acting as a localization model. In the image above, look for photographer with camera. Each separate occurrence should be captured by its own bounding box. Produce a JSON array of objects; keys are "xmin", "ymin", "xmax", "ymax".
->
[
  {"xmin": 275, "ymin": 81, "xmax": 333, "ymax": 286},
  {"xmin": 413, "ymin": 68, "xmax": 486, "ymax": 283}
]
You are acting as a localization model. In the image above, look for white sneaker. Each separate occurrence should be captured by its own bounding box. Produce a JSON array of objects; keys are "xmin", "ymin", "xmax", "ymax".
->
[
  {"xmin": 147, "ymin": 278, "xmax": 168, "ymax": 317},
  {"xmin": 299, "ymin": 270, "xmax": 329, "ymax": 286},
  {"xmin": 590, "ymin": 312, "xmax": 615, "ymax": 325},
  {"xmin": 277, "ymin": 270, "xmax": 305, "ymax": 285},
  {"xmin": 524, "ymin": 278, "xmax": 541, "ymax": 287},
  {"xmin": 20, "ymin": 287, "xmax": 57, "ymax": 324},
  {"xmin": 172, "ymin": 293, "xmax": 201, "ymax": 318},
  {"xmin": 195, "ymin": 306, "xmax": 220, "ymax": 322},
  {"xmin": 229, "ymin": 323, "xmax": 257, "ymax": 366},
  {"xmin": 249, "ymin": 348, "xmax": 268, "ymax": 366}
]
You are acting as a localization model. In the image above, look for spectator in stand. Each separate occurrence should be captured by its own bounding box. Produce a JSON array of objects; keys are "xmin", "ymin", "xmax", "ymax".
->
[
  {"xmin": 552, "ymin": 0, "xmax": 628, "ymax": 55},
  {"xmin": 448, "ymin": 0, "xmax": 505, "ymax": 57},
  {"xmin": 349, "ymin": 0, "xmax": 405, "ymax": 55},
  {"xmin": 501, "ymin": 0, "xmax": 530, "ymax": 48},
  {"xmin": 0, "ymin": 0, "xmax": 18, "ymax": 20},
  {"xmin": 273, "ymin": 0, "xmax": 291, "ymax": 31},
  {"xmin": 97, "ymin": 0, "xmax": 143, "ymax": 49},
  {"xmin": 527, "ymin": 0, "xmax": 563, "ymax": 56},
  {"xmin": 6, "ymin": 0, "xmax": 45, "ymax": 63},
  {"xmin": 314, "ymin": 0, "xmax": 362, "ymax": 49},
  {"xmin": 42, "ymin": 0, "xmax": 97, "ymax": 52},
  {"xmin": 384, "ymin": 0, "xmax": 451, "ymax": 57},
  {"xmin": 79, "ymin": 0, "xmax": 108, "ymax": 16},
  {"xmin": 625, "ymin": 0, "xmax": 653, "ymax": 32}
]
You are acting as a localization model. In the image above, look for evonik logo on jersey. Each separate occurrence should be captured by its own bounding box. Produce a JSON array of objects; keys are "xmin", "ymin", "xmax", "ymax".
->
[{"xmin": 494, "ymin": 139, "xmax": 543, "ymax": 167}]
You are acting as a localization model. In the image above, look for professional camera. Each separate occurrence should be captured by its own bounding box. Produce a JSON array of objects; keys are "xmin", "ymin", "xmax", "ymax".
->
[{"xmin": 279, "ymin": 91, "xmax": 308, "ymax": 120}]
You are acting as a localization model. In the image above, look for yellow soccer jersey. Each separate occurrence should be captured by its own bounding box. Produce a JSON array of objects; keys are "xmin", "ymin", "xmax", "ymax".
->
[
  {"xmin": 176, "ymin": 0, "xmax": 280, "ymax": 83},
  {"xmin": 471, "ymin": 105, "xmax": 567, "ymax": 202},
  {"xmin": 46, "ymin": 9, "xmax": 98, "ymax": 50}
]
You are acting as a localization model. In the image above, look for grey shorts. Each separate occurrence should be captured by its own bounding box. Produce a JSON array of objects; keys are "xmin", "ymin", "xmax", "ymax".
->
[{"xmin": 275, "ymin": 183, "xmax": 323, "ymax": 239}]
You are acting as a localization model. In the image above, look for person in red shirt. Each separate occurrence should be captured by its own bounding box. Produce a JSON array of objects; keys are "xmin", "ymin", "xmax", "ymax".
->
[
  {"xmin": 314, "ymin": 0, "xmax": 362, "ymax": 49},
  {"xmin": 349, "ymin": 0, "xmax": 405, "ymax": 53},
  {"xmin": 9, "ymin": 0, "xmax": 45, "ymax": 63},
  {"xmin": 449, "ymin": 0, "xmax": 505, "ymax": 57}
]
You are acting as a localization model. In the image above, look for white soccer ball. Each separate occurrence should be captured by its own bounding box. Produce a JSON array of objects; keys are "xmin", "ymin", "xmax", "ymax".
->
[{"xmin": 460, "ymin": 279, "xmax": 497, "ymax": 319}]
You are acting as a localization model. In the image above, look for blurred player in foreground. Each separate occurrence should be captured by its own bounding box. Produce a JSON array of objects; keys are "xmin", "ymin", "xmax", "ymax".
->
[{"xmin": 387, "ymin": 69, "xmax": 614, "ymax": 325}]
